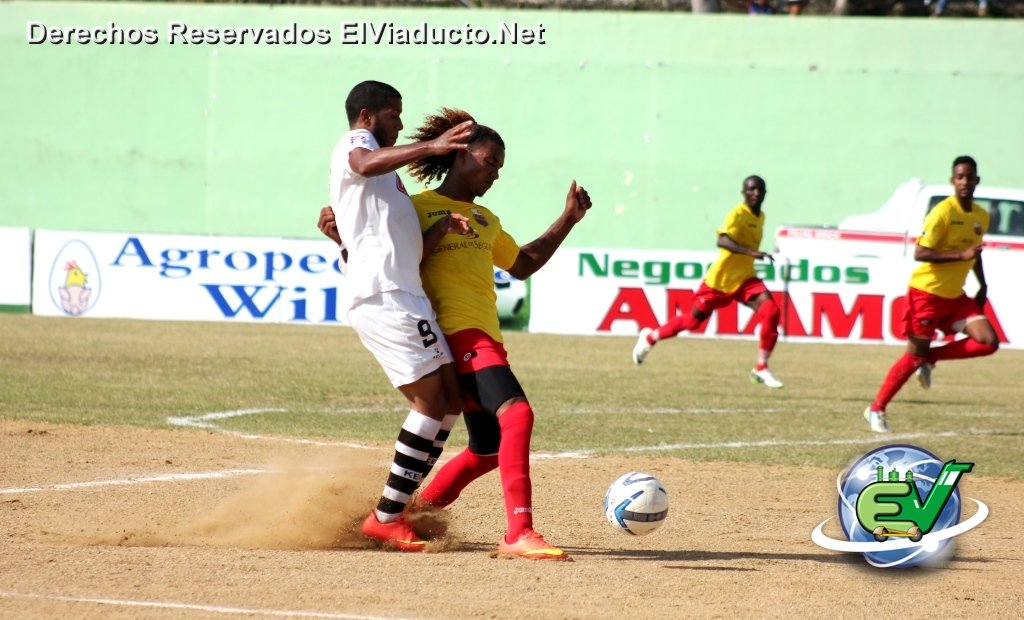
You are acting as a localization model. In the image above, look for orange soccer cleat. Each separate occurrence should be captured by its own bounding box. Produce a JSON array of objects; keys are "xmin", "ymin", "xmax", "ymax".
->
[
  {"xmin": 360, "ymin": 512, "xmax": 427, "ymax": 552},
  {"xmin": 496, "ymin": 529, "xmax": 570, "ymax": 561}
]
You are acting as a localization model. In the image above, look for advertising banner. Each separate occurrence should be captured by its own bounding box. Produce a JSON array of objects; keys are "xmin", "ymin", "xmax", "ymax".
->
[
  {"xmin": 31, "ymin": 230, "xmax": 347, "ymax": 324},
  {"xmin": 530, "ymin": 247, "xmax": 1022, "ymax": 349},
  {"xmin": 0, "ymin": 227, "xmax": 32, "ymax": 312}
]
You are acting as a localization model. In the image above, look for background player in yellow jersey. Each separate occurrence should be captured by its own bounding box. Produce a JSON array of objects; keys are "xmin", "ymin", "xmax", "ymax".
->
[
  {"xmin": 863, "ymin": 156, "xmax": 999, "ymax": 433},
  {"xmin": 632, "ymin": 175, "xmax": 784, "ymax": 389},
  {"xmin": 404, "ymin": 108, "xmax": 592, "ymax": 560}
]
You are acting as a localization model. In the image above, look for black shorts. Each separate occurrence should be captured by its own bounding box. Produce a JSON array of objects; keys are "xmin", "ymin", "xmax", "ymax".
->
[{"xmin": 460, "ymin": 365, "xmax": 525, "ymax": 455}]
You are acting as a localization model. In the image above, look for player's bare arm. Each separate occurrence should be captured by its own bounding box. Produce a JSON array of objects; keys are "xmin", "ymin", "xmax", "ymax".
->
[
  {"xmin": 717, "ymin": 233, "xmax": 770, "ymax": 260},
  {"xmin": 913, "ymin": 243, "xmax": 982, "ymax": 264},
  {"xmin": 509, "ymin": 180, "xmax": 592, "ymax": 280},
  {"xmin": 972, "ymin": 253, "xmax": 989, "ymax": 307},
  {"xmin": 349, "ymin": 120, "xmax": 475, "ymax": 178},
  {"xmin": 317, "ymin": 205, "xmax": 348, "ymax": 262},
  {"xmin": 318, "ymin": 206, "xmax": 342, "ymax": 245},
  {"xmin": 422, "ymin": 213, "xmax": 473, "ymax": 257}
]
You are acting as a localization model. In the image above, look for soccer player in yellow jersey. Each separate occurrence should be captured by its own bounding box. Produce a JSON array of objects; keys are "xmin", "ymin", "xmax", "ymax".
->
[
  {"xmin": 403, "ymin": 108, "xmax": 591, "ymax": 560},
  {"xmin": 863, "ymin": 156, "xmax": 999, "ymax": 433},
  {"xmin": 631, "ymin": 176, "xmax": 784, "ymax": 389}
]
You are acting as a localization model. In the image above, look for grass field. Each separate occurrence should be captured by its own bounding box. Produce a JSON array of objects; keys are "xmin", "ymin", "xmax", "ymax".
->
[
  {"xmin": 4, "ymin": 313, "xmax": 1023, "ymax": 618},
  {"xmin": 3, "ymin": 313, "xmax": 1021, "ymax": 478}
]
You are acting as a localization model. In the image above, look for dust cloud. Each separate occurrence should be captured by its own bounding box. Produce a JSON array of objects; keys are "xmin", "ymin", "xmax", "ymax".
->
[{"xmin": 95, "ymin": 452, "xmax": 383, "ymax": 550}]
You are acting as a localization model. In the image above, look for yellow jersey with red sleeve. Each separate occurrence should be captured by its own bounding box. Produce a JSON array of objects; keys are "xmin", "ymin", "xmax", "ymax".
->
[
  {"xmin": 909, "ymin": 197, "xmax": 988, "ymax": 299},
  {"xmin": 411, "ymin": 190, "xmax": 520, "ymax": 343},
  {"xmin": 703, "ymin": 203, "xmax": 764, "ymax": 294}
]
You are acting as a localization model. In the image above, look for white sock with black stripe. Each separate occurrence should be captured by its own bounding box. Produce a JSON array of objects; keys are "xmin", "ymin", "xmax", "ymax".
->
[
  {"xmin": 375, "ymin": 410, "xmax": 442, "ymax": 523},
  {"xmin": 422, "ymin": 414, "xmax": 459, "ymax": 480}
]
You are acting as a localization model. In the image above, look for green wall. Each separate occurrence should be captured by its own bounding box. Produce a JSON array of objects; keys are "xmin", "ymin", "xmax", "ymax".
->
[{"xmin": 3, "ymin": 1, "xmax": 1022, "ymax": 251}]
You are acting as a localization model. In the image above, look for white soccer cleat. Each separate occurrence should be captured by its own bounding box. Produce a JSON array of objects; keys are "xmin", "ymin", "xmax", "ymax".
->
[
  {"xmin": 863, "ymin": 407, "xmax": 891, "ymax": 434},
  {"xmin": 916, "ymin": 363, "xmax": 933, "ymax": 390},
  {"xmin": 750, "ymin": 367, "xmax": 784, "ymax": 389},
  {"xmin": 632, "ymin": 328, "xmax": 654, "ymax": 365}
]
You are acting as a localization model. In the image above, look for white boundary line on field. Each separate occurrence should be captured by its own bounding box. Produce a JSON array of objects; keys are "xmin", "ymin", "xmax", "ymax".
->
[
  {"xmin": 532, "ymin": 429, "xmax": 998, "ymax": 459},
  {"xmin": 0, "ymin": 591, "xmax": 417, "ymax": 620},
  {"xmin": 0, "ymin": 469, "xmax": 268, "ymax": 495},
  {"xmin": 164, "ymin": 409, "xmax": 1005, "ymax": 463},
  {"xmin": 1, "ymin": 407, "xmax": 398, "ymax": 496},
  {"xmin": 166, "ymin": 408, "xmax": 374, "ymax": 449},
  {"xmin": 558, "ymin": 406, "xmax": 786, "ymax": 414}
]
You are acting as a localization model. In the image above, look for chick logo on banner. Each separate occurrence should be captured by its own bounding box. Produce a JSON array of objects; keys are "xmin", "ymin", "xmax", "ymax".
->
[{"xmin": 48, "ymin": 240, "xmax": 102, "ymax": 316}]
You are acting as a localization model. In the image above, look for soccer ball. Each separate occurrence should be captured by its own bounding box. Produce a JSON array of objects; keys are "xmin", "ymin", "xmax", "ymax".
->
[
  {"xmin": 493, "ymin": 267, "xmax": 526, "ymax": 321},
  {"xmin": 603, "ymin": 472, "xmax": 669, "ymax": 536}
]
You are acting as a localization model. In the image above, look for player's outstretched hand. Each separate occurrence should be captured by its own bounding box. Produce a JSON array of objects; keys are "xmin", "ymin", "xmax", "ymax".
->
[
  {"xmin": 431, "ymin": 120, "xmax": 476, "ymax": 155},
  {"xmin": 318, "ymin": 205, "xmax": 341, "ymax": 245},
  {"xmin": 960, "ymin": 244, "xmax": 983, "ymax": 262},
  {"xmin": 565, "ymin": 180, "xmax": 592, "ymax": 223},
  {"xmin": 427, "ymin": 212, "xmax": 474, "ymax": 241},
  {"xmin": 443, "ymin": 213, "xmax": 474, "ymax": 236}
]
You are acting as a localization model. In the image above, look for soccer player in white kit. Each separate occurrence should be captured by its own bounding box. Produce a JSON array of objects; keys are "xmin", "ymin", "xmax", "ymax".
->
[{"xmin": 326, "ymin": 80, "xmax": 475, "ymax": 551}]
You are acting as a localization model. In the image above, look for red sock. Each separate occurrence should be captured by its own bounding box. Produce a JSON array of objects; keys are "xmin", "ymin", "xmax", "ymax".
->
[
  {"xmin": 417, "ymin": 448, "xmax": 498, "ymax": 509},
  {"xmin": 928, "ymin": 338, "xmax": 998, "ymax": 364},
  {"xmin": 498, "ymin": 401, "xmax": 534, "ymax": 541},
  {"xmin": 755, "ymin": 300, "xmax": 780, "ymax": 355},
  {"xmin": 872, "ymin": 353, "xmax": 925, "ymax": 411},
  {"xmin": 654, "ymin": 313, "xmax": 703, "ymax": 342}
]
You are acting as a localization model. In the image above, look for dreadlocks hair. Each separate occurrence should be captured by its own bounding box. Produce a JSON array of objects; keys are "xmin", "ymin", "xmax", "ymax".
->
[{"xmin": 407, "ymin": 108, "xmax": 505, "ymax": 184}]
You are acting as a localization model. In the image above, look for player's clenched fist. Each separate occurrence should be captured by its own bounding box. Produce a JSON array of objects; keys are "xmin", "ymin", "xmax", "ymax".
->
[{"xmin": 565, "ymin": 180, "xmax": 592, "ymax": 223}]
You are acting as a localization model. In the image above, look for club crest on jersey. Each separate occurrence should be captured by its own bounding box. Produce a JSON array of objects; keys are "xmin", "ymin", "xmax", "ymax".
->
[
  {"xmin": 471, "ymin": 208, "xmax": 490, "ymax": 227},
  {"xmin": 973, "ymin": 222, "xmax": 982, "ymax": 235}
]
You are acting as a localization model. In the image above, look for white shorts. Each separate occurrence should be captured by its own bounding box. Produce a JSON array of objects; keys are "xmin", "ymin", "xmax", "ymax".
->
[{"xmin": 347, "ymin": 290, "xmax": 452, "ymax": 388}]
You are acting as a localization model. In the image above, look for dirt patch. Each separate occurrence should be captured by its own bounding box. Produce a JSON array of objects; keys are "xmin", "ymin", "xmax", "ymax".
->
[{"xmin": 1, "ymin": 419, "xmax": 1022, "ymax": 619}]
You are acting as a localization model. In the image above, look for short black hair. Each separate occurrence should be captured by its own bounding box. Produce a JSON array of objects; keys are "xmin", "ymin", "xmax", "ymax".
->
[
  {"xmin": 345, "ymin": 81, "xmax": 401, "ymax": 124},
  {"xmin": 744, "ymin": 175, "xmax": 766, "ymax": 189},
  {"xmin": 952, "ymin": 155, "xmax": 978, "ymax": 172}
]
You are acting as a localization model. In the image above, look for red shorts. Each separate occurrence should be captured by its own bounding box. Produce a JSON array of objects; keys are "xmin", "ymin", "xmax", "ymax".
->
[
  {"xmin": 694, "ymin": 278, "xmax": 769, "ymax": 314},
  {"xmin": 903, "ymin": 287, "xmax": 983, "ymax": 340},
  {"xmin": 445, "ymin": 328, "xmax": 525, "ymax": 417},
  {"xmin": 445, "ymin": 328, "xmax": 510, "ymax": 375}
]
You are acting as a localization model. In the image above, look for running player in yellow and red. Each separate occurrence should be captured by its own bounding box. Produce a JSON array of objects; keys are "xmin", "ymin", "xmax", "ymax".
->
[
  {"xmin": 863, "ymin": 156, "xmax": 999, "ymax": 433},
  {"xmin": 631, "ymin": 175, "xmax": 784, "ymax": 389},
  {"xmin": 406, "ymin": 108, "xmax": 591, "ymax": 560}
]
